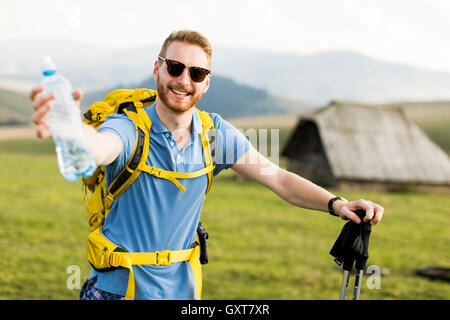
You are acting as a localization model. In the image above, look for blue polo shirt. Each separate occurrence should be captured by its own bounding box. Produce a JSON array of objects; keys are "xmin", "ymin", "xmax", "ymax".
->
[{"xmin": 89, "ymin": 103, "xmax": 251, "ymax": 299}]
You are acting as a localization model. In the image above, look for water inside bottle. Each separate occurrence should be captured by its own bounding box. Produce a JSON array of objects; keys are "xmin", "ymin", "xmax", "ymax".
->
[{"xmin": 55, "ymin": 138, "xmax": 97, "ymax": 182}]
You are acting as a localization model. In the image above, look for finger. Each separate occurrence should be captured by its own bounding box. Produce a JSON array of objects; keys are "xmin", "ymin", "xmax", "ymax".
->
[
  {"xmin": 350, "ymin": 199, "xmax": 374, "ymax": 222},
  {"xmin": 36, "ymin": 114, "xmax": 52, "ymax": 139},
  {"xmin": 73, "ymin": 89, "xmax": 83, "ymax": 101},
  {"xmin": 29, "ymin": 85, "xmax": 45, "ymax": 101},
  {"xmin": 369, "ymin": 203, "xmax": 384, "ymax": 225},
  {"xmin": 73, "ymin": 90, "xmax": 83, "ymax": 111},
  {"xmin": 36, "ymin": 123, "xmax": 52, "ymax": 139},
  {"xmin": 33, "ymin": 92, "xmax": 55, "ymax": 111},
  {"xmin": 32, "ymin": 102, "xmax": 52, "ymax": 125},
  {"xmin": 340, "ymin": 206, "xmax": 361, "ymax": 224},
  {"xmin": 363, "ymin": 206, "xmax": 375, "ymax": 222}
]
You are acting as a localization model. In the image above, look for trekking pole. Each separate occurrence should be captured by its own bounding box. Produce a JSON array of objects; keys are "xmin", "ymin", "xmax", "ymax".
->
[
  {"xmin": 339, "ymin": 270, "xmax": 351, "ymax": 300},
  {"xmin": 338, "ymin": 248, "xmax": 356, "ymax": 300},
  {"xmin": 352, "ymin": 269, "xmax": 364, "ymax": 300},
  {"xmin": 330, "ymin": 209, "xmax": 371, "ymax": 300},
  {"xmin": 352, "ymin": 212, "xmax": 372, "ymax": 300}
]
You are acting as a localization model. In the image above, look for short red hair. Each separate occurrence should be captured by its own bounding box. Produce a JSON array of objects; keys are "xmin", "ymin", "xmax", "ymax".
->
[{"xmin": 159, "ymin": 30, "xmax": 212, "ymax": 68}]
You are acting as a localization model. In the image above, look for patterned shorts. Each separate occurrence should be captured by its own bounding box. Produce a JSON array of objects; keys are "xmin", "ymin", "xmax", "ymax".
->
[{"xmin": 79, "ymin": 276, "xmax": 125, "ymax": 300}]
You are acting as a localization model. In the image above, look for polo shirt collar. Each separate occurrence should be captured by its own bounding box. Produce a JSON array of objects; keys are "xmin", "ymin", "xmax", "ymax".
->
[{"xmin": 147, "ymin": 103, "xmax": 203, "ymax": 136}]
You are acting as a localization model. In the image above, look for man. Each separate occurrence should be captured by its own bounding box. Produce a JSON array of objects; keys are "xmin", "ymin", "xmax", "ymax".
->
[{"xmin": 30, "ymin": 30, "xmax": 384, "ymax": 300}]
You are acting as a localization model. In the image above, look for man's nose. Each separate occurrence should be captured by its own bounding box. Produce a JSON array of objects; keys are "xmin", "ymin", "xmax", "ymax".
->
[{"xmin": 175, "ymin": 67, "xmax": 191, "ymax": 86}]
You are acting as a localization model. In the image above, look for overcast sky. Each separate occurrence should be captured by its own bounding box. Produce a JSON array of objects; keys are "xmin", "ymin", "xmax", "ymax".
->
[{"xmin": 2, "ymin": 0, "xmax": 450, "ymax": 72}]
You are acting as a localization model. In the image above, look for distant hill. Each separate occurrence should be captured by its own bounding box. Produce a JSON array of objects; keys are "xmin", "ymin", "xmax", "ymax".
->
[
  {"xmin": 83, "ymin": 74, "xmax": 310, "ymax": 119},
  {"xmin": 0, "ymin": 87, "xmax": 30, "ymax": 125},
  {"xmin": 213, "ymin": 49, "xmax": 450, "ymax": 105}
]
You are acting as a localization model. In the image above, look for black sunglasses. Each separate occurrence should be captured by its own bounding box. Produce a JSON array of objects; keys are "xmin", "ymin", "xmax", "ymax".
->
[{"xmin": 158, "ymin": 56, "xmax": 211, "ymax": 83}]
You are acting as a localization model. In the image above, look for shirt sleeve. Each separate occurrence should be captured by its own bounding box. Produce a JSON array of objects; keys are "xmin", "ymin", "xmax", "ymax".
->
[
  {"xmin": 97, "ymin": 114, "xmax": 137, "ymax": 184},
  {"xmin": 210, "ymin": 113, "xmax": 252, "ymax": 176}
]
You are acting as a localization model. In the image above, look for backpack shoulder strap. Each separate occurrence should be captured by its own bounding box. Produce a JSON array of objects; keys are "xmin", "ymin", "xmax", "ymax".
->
[
  {"xmin": 103, "ymin": 104, "xmax": 152, "ymax": 213},
  {"xmin": 195, "ymin": 108, "xmax": 216, "ymax": 196}
]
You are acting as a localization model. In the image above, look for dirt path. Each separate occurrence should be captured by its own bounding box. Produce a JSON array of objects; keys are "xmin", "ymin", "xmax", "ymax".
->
[{"xmin": 0, "ymin": 125, "xmax": 36, "ymax": 140}]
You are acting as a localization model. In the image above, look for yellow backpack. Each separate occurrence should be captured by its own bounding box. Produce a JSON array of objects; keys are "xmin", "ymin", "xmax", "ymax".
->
[{"xmin": 81, "ymin": 88, "xmax": 215, "ymax": 300}]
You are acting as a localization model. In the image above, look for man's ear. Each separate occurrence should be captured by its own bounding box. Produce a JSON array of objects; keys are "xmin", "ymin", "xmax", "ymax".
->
[
  {"xmin": 153, "ymin": 60, "xmax": 159, "ymax": 82},
  {"xmin": 202, "ymin": 75, "xmax": 211, "ymax": 94}
]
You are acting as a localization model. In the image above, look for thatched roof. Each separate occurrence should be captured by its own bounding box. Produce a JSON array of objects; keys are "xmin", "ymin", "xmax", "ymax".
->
[{"xmin": 283, "ymin": 100, "xmax": 450, "ymax": 185}]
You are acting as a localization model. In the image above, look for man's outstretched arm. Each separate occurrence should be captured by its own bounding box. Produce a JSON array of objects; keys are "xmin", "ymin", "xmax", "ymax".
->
[
  {"xmin": 30, "ymin": 85, "xmax": 122, "ymax": 166},
  {"xmin": 232, "ymin": 147, "xmax": 384, "ymax": 225}
]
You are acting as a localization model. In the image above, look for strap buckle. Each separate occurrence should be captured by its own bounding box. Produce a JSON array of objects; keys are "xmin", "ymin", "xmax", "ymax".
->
[
  {"xmin": 155, "ymin": 250, "xmax": 172, "ymax": 266},
  {"xmin": 104, "ymin": 194, "xmax": 114, "ymax": 209},
  {"xmin": 109, "ymin": 252, "xmax": 122, "ymax": 267},
  {"xmin": 149, "ymin": 167, "xmax": 162, "ymax": 178}
]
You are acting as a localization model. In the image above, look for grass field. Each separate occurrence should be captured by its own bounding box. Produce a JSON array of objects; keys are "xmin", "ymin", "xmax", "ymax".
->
[
  {"xmin": 0, "ymin": 139, "xmax": 449, "ymax": 300},
  {"xmin": 414, "ymin": 118, "xmax": 450, "ymax": 154}
]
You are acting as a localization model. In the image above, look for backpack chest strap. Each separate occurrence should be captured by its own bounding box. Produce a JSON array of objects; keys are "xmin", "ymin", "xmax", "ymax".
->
[{"xmin": 139, "ymin": 163, "xmax": 214, "ymax": 192}]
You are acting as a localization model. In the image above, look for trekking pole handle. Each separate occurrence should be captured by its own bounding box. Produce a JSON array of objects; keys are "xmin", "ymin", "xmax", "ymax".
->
[{"xmin": 354, "ymin": 209, "xmax": 367, "ymax": 221}]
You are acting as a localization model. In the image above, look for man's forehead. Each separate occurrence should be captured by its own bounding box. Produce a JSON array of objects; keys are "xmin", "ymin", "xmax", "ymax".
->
[{"xmin": 165, "ymin": 41, "xmax": 210, "ymax": 68}]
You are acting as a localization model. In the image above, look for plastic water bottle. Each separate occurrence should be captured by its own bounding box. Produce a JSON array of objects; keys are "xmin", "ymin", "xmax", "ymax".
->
[{"xmin": 40, "ymin": 56, "xmax": 97, "ymax": 182}]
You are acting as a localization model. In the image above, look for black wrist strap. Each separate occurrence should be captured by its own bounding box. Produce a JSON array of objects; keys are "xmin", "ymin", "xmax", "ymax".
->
[{"xmin": 328, "ymin": 197, "xmax": 343, "ymax": 217}]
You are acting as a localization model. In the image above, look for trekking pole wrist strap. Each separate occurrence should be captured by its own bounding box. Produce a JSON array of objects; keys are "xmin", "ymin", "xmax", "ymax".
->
[{"xmin": 328, "ymin": 196, "xmax": 348, "ymax": 217}]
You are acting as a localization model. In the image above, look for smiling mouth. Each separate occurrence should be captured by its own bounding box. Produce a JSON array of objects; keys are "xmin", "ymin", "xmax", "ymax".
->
[{"xmin": 170, "ymin": 88, "xmax": 191, "ymax": 97}]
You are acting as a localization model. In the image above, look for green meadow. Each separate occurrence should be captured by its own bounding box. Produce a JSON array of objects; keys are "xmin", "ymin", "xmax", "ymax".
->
[{"xmin": 0, "ymin": 138, "xmax": 448, "ymax": 300}]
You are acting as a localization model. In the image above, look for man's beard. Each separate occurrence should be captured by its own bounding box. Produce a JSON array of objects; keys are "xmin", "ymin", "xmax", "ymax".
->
[{"xmin": 156, "ymin": 80, "xmax": 203, "ymax": 114}]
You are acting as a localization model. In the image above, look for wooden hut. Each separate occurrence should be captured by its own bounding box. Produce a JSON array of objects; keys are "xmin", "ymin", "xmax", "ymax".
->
[{"xmin": 282, "ymin": 101, "xmax": 450, "ymax": 192}]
